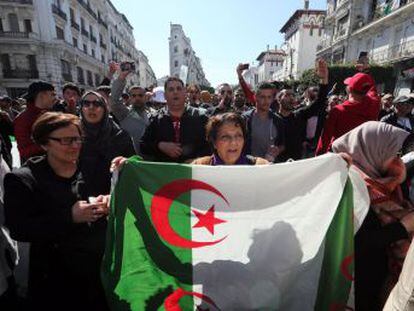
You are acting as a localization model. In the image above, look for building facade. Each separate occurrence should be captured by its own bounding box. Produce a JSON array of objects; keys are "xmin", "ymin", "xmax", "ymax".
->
[
  {"xmin": 242, "ymin": 65, "xmax": 259, "ymax": 90},
  {"xmin": 256, "ymin": 48, "xmax": 286, "ymax": 83},
  {"xmin": 137, "ymin": 50, "xmax": 156, "ymax": 88},
  {"xmin": 0, "ymin": 0, "xmax": 152, "ymax": 97},
  {"xmin": 169, "ymin": 23, "xmax": 209, "ymax": 87},
  {"xmin": 317, "ymin": 0, "xmax": 414, "ymax": 95},
  {"xmin": 278, "ymin": 3, "xmax": 326, "ymax": 80}
]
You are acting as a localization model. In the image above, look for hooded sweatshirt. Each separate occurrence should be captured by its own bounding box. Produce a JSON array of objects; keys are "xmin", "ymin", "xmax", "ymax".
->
[{"xmin": 316, "ymin": 80, "xmax": 380, "ymax": 155}]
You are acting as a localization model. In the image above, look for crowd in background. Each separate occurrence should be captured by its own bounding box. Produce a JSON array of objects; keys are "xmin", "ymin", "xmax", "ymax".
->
[{"xmin": 0, "ymin": 57, "xmax": 413, "ymax": 310}]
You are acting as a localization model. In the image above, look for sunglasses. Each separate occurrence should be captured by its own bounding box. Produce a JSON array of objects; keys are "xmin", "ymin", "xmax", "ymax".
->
[
  {"xmin": 48, "ymin": 136, "xmax": 84, "ymax": 145},
  {"xmin": 81, "ymin": 100, "xmax": 105, "ymax": 108}
]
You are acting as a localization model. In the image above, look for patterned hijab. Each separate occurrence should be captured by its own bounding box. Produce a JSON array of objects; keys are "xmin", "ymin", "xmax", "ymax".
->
[{"xmin": 332, "ymin": 121, "xmax": 409, "ymax": 179}]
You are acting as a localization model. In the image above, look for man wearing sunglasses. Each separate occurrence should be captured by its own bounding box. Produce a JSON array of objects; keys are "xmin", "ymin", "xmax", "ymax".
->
[
  {"xmin": 209, "ymin": 83, "xmax": 235, "ymax": 116},
  {"xmin": 110, "ymin": 62, "xmax": 152, "ymax": 154}
]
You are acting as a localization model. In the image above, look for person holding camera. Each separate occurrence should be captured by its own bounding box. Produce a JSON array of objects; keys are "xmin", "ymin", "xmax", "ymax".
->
[{"xmin": 110, "ymin": 61, "xmax": 152, "ymax": 154}]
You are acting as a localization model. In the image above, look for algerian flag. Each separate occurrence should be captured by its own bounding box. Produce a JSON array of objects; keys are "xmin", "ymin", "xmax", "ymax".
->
[{"xmin": 102, "ymin": 154, "xmax": 369, "ymax": 310}]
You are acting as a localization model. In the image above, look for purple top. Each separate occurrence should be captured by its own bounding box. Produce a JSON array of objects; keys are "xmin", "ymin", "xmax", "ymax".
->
[{"xmin": 212, "ymin": 153, "xmax": 251, "ymax": 166}]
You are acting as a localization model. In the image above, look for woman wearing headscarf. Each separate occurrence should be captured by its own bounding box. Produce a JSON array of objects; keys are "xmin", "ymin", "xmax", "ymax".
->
[
  {"xmin": 79, "ymin": 91, "xmax": 135, "ymax": 196},
  {"xmin": 332, "ymin": 121, "xmax": 414, "ymax": 311}
]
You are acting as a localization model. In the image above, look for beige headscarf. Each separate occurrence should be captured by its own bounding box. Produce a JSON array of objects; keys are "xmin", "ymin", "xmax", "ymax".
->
[{"xmin": 332, "ymin": 121, "xmax": 410, "ymax": 179}]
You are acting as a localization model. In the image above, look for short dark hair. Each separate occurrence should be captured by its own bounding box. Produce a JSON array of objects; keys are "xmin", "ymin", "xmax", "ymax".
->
[
  {"xmin": 62, "ymin": 83, "xmax": 81, "ymax": 97},
  {"xmin": 32, "ymin": 112, "xmax": 82, "ymax": 146},
  {"xmin": 256, "ymin": 82, "xmax": 275, "ymax": 94},
  {"xmin": 206, "ymin": 112, "xmax": 247, "ymax": 145},
  {"xmin": 96, "ymin": 85, "xmax": 111, "ymax": 96},
  {"xmin": 128, "ymin": 85, "xmax": 145, "ymax": 94},
  {"xmin": 164, "ymin": 77, "xmax": 184, "ymax": 90}
]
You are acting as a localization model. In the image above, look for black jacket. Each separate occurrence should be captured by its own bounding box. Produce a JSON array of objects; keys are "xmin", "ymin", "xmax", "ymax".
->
[
  {"xmin": 242, "ymin": 109, "xmax": 286, "ymax": 162},
  {"xmin": 355, "ymin": 208, "xmax": 408, "ymax": 311},
  {"xmin": 278, "ymin": 84, "xmax": 329, "ymax": 161},
  {"xmin": 4, "ymin": 157, "xmax": 109, "ymax": 311},
  {"xmin": 381, "ymin": 112, "xmax": 414, "ymax": 132},
  {"xmin": 140, "ymin": 106, "xmax": 211, "ymax": 162}
]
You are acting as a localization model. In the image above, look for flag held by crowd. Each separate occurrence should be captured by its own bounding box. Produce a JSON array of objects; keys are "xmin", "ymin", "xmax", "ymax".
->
[{"xmin": 102, "ymin": 154, "xmax": 368, "ymax": 310}]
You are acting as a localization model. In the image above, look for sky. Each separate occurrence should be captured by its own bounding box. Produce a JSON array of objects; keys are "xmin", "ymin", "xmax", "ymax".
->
[{"xmin": 111, "ymin": 0, "xmax": 327, "ymax": 86}]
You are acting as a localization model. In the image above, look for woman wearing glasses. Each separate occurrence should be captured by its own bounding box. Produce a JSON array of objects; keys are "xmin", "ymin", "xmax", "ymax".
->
[
  {"xmin": 192, "ymin": 113, "xmax": 269, "ymax": 165},
  {"xmin": 79, "ymin": 91, "xmax": 134, "ymax": 196},
  {"xmin": 4, "ymin": 112, "xmax": 111, "ymax": 310}
]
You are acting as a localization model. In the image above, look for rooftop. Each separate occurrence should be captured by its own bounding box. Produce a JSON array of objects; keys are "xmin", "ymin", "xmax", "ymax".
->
[{"xmin": 280, "ymin": 9, "xmax": 326, "ymax": 33}]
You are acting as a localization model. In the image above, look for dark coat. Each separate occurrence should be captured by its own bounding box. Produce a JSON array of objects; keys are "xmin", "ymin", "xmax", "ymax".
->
[
  {"xmin": 140, "ymin": 106, "xmax": 211, "ymax": 162},
  {"xmin": 4, "ymin": 157, "xmax": 109, "ymax": 311}
]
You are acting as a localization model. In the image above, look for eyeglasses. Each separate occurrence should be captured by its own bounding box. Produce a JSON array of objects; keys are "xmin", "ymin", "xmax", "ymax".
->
[
  {"xmin": 217, "ymin": 134, "xmax": 244, "ymax": 143},
  {"xmin": 81, "ymin": 100, "xmax": 104, "ymax": 108},
  {"xmin": 48, "ymin": 136, "xmax": 84, "ymax": 145}
]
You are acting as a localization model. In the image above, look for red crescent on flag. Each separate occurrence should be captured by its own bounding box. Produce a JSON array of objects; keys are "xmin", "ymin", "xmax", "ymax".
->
[
  {"xmin": 151, "ymin": 179, "xmax": 229, "ymax": 248},
  {"xmin": 164, "ymin": 288, "xmax": 219, "ymax": 311},
  {"xmin": 340, "ymin": 254, "xmax": 354, "ymax": 281}
]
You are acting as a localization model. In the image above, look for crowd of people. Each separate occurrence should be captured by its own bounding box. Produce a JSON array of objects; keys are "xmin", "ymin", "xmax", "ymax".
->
[{"xmin": 0, "ymin": 58, "xmax": 413, "ymax": 310}]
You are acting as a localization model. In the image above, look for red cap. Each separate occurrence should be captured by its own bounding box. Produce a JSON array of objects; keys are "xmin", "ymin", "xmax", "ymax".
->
[{"xmin": 344, "ymin": 73, "xmax": 373, "ymax": 93}]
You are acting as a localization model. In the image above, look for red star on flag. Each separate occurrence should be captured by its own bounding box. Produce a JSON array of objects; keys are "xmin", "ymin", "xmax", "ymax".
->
[{"xmin": 192, "ymin": 205, "xmax": 226, "ymax": 235}]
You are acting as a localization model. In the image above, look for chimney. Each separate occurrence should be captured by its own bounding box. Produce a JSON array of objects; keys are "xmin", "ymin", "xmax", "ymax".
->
[{"xmin": 304, "ymin": 0, "xmax": 309, "ymax": 10}]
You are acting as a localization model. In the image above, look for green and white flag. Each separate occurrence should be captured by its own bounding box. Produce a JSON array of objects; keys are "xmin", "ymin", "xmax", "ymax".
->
[{"xmin": 102, "ymin": 154, "xmax": 369, "ymax": 310}]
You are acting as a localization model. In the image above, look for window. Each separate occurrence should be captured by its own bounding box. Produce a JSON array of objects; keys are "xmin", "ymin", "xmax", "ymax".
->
[
  {"xmin": 77, "ymin": 66, "xmax": 84, "ymax": 84},
  {"xmin": 80, "ymin": 17, "xmax": 85, "ymax": 30},
  {"xmin": 101, "ymin": 55, "xmax": 105, "ymax": 63},
  {"xmin": 318, "ymin": 28, "xmax": 322, "ymax": 36},
  {"xmin": 83, "ymin": 44, "xmax": 87, "ymax": 53},
  {"xmin": 23, "ymin": 20, "xmax": 32, "ymax": 33},
  {"xmin": 174, "ymin": 60, "xmax": 178, "ymax": 67},
  {"xmin": 61, "ymin": 59, "xmax": 72, "ymax": 81},
  {"xmin": 94, "ymin": 73, "xmax": 100, "ymax": 86},
  {"xmin": 89, "ymin": 25, "xmax": 93, "ymax": 36},
  {"xmin": 73, "ymin": 37, "xmax": 78, "ymax": 47},
  {"xmin": 1, "ymin": 54, "xmax": 11, "ymax": 71},
  {"xmin": 0, "ymin": 19, "xmax": 3, "ymax": 32},
  {"xmin": 70, "ymin": 8, "xmax": 74, "ymax": 21},
  {"xmin": 27, "ymin": 55, "xmax": 37, "ymax": 71},
  {"xmin": 56, "ymin": 26, "xmax": 64, "ymax": 40},
  {"xmin": 310, "ymin": 24, "xmax": 314, "ymax": 36},
  {"xmin": 8, "ymin": 14, "xmax": 19, "ymax": 32},
  {"xmin": 87, "ymin": 70, "xmax": 93, "ymax": 86},
  {"xmin": 91, "ymin": 49, "xmax": 95, "ymax": 58},
  {"xmin": 174, "ymin": 45, "xmax": 178, "ymax": 53}
]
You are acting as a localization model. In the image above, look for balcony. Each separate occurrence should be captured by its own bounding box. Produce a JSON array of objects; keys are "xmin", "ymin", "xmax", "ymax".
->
[
  {"xmin": 51, "ymin": 4, "xmax": 67, "ymax": 21},
  {"xmin": 77, "ymin": 0, "xmax": 97, "ymax": 20},
  {"xmin": 71, "ymin": 20, "xmax": 80, "ymax": 31},
  {"xmin": 0, "ymin": 31, "xmax": 29, "ymax": 38},
  {"xmin": 0, "ymin": 0, "xmax": 33, "ymax": 4},
  {"xmin": 3, "ymin": 69, "xmax": 39, "ymax": 79},
  {"xmin": 98, "ymin": 16, "xmax": 108, "ymax": 29},
  {"xmin": 370, "ymin": 38, "xmax": 414, "ymax": 64},
  {"xmin": 81, "ymin": 28, "xmax": 89, "ymax": 37},
  {"xmin": 90, "ymin": 34, "xmax": 97, "ymax": 43},
  {"xmin": 62, "ymin": 73, "xmax": 73, "ymax": 82}
]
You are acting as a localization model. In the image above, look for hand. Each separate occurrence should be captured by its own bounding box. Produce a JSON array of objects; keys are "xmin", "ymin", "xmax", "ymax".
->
[
  {"xmin": 93, "ymin": 195, "xmax": 110, "ymax": 216},
  {"xmin": 71, "ymin": 201, "xmax": 105, "ymax": 223},
  {"xmin": 338, "ymin": 152, "xmax": 352, "ymax": 168},
  {"xmin": 236, "ymin": 63, "xmax": 245, "ymax": 78},
  {"xmin": 110, "ymin": 156, "xmax": 127, "ymax": 172},
  {"xmin": 401, "ymin": 212, "xmax": 414, "ymax": 233},
  {"xmin": 158, "ymin": 142, "xmax": 183, "ymax": 158},
  {"xmin": 315, "ymin": 58, "xmax": 329, "ymax": 84},
  {"xmin": 107, "ymin": 61, "xmax": 118, "ymax": 79}
]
